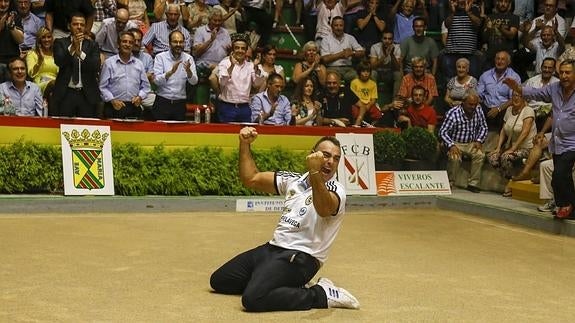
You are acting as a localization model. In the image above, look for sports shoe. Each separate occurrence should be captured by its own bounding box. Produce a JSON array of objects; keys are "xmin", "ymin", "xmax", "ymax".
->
[
  {"xmin": 316, "ymin": 277, "xmax": 360, "ymax": 309},
  {"xmin": 537, "ymin": 200, "xmax": 555, "ymax": 212}
]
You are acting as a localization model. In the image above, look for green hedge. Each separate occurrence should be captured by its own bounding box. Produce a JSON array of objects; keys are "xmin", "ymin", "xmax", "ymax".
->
[{"xmin": 0, "ymin": 141, "xmax": 307, "ymax": 196}]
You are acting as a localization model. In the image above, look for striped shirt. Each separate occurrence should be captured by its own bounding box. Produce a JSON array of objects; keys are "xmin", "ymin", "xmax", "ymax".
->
[
  {"xmin": 439, "ymin": 105, "xmax": 488, "ymax": 148},
  {"xmin": 142, "ymin": 21, "xmax": 192, "ymax": 55},
  {"xmin": 445, "ymin": 8, "xmax": 480, "ymax": 54}
]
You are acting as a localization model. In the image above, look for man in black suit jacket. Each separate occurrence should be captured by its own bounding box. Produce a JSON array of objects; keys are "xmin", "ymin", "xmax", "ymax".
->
[{"xmin": 52, "ymin": 12, "xmax": 101, "ymax": 117}]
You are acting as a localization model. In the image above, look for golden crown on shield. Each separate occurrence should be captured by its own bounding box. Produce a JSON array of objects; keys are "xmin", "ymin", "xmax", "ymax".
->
[{"xmin": 63, "ymin": 129, "xmax": 108, "ymax": 149}]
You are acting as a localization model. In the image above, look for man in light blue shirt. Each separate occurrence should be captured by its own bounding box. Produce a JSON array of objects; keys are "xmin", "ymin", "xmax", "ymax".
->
[
  {"xmin": 250, "ymin": 73, "xmax": 292, "ymax": 125},
  {"xmin": 0, "ymin": 57, "xmax": 43, "ymax": 116},
  {"xmin": 95, "ymin": 8, "xmax": 138, "ymax": 58},
  {"xmin": 130, "ymin": 27, "xmax": 155, "ymax": 118},
  {"xmin": 99, "ymin": 31, "xmax": 150, "ymax": 119},
  {"xmin": 17, "ymin": 0, "xmax": 44, "ymax": 52},
  {"xmin": 152, "ymin": 29, "xmax": 198, "ymax": 121}
]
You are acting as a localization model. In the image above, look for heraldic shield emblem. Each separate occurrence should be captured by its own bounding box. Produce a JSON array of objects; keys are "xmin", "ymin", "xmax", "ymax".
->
[
  {"xmin": 61, "ymin": 125, "xmax": 114, "ymax": 195},
  {"xmin": 63, "ymin": 129, "xmax": 108, "ymax": 189}
]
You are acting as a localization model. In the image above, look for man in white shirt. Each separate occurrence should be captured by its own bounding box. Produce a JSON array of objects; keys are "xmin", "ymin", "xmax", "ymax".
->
[
  {"xmin": 320, "ymin": 16, "xmax": 365, "ymax": 82},
  {"xmin": 216, "ymin": 33, "xmax": 265, "ymax": 123},
  {"xmin": 152, "ymin": 30, "xmax": 197, "ymax": 121},
  {"xmin": 210, "ymin": 127, "xmax": 360, "ymax": 312}
]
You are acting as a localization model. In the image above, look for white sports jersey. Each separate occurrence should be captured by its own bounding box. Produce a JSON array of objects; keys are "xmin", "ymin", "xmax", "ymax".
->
[{"xmin": 269, "ymin": 171, "xmax": 347, "ymax": 264}]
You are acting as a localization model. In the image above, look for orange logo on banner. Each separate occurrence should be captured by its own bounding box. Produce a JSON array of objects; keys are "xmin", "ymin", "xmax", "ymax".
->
[{"xmin": 376, "ymin": 172, "xmax": 396, "ymax": 196}]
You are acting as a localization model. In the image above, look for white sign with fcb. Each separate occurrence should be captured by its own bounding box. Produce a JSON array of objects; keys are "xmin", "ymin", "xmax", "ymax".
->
[
  {"xmin": 335, "ymin": 133, "xmax": 377, "ymax": 196},
  {"xmin": 60, "ymin": 125, "xmax": 114, "ymax": 195}
]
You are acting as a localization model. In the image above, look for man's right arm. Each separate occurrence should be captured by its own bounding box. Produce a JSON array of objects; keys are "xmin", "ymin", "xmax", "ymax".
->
[{"xmin": 239, "ymin": 127, "xmax": 277, "ymax": 194}]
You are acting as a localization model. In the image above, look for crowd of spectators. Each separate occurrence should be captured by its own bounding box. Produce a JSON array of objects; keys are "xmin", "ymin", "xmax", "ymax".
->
[{"xmin": 0, "ymin": 0, "xmax": 574, "ymax": 214}]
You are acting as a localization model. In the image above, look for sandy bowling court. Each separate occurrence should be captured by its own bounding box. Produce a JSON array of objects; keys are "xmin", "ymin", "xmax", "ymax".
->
[{"xmin": 1, "ymin": 209, "xmax": 575, "ymax": 322}]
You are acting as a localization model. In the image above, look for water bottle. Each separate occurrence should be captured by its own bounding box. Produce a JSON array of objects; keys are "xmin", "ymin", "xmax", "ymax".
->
[
  {"xmin": 42, "ymin": 98, "xmax": 48, "ymax": 117},
  {"xmin": 204, "ymin": 105, "xmax": 211, "ymax": 123},
  {"xmin": 194, "ymin": 106, "xmax": 201, "ymax": 123},
  {"xmin": 258, "ymin": 110, "xmax": 264, "ymax": 125}
]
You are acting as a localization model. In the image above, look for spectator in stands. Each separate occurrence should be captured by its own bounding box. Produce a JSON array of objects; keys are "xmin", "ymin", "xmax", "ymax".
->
[
  {"xmin": 96, "ymin": 8, "xmax": 138, "ymax": 58},
  {"xmin": 99, "ymin": 31, "xmax": 151, "ymax": 119},
  {"xmin": 44, "ymin": 0, "xmax": 95, "ymax": 38},
  {"xmin": 522, "ymin": 24, "xmax": 565, "ymax": 75},
  {"xmin": 487, "ymin": 90, "xmax": 536, "ymax": 196},
  {"xmin": 214, "ymin": 0, "xmax": 242, "ymax": 34},
  {"xmin": 389, "ymin": 0, "xmax": 427, "ymax": 45},
  {"xmin": 477, "ymin": 50, "xmax": 521, "ymax": 129},
  {"xmin": 143, "ymin": 3, "xmax": 192, "ymax": 56},
  {"xmin": 443, "ymin": 0, "xmax": 483, "ymax": 80},
  {"xmin": 0, "ymin": 0, "xmax": 24, "ymax": 83},
  {"xmin": 400, "ymin": 16, "xmax": 439, "ymax": 75},
  {"xmin": 349, "ymin": 60, "xmax": 381, "ymax": 127},
  {"xmin": 91, "ymin": 0, "xmax": 116, "ymax": 34},
  {"xmin": 124, "ymin": 0, "xmax": 150, "ymax": 32},
  {"xmin": 369, "ymin": 31, "xmax": 402, "ymax": 99},
  {"xmin": 292, "ymin": 41, "xmax": 327, "ymax": 101},
  {"xmin": 482, "ymin": 0, "xmax": 520, "ymax": 71},
  {"xmin": 399, "ymin": 84, "xmax": 437, "ymax": 133},
  {"xmin": 523, "ymin": 57, "xmax": 559, "ymax": 116},
  {"xmin": 318, "ymin": 71, "xmax": 357, "ymax": 127},
  {"xmin": 398, "ymin": 56, "xmax": 438, "ymax": 106},
  {"xmin": 16, "ymin": 0, "xmax": 43, "ymax": 55},
  {"xmin": 52, "ymin": 13, "xmax": 101, "ymax": 117},
  {"xmin": 514, "ymin": 0, "xmax": 566, "ymax": 80},
  {"xmin": 153, "ymin": 0, "xmax": 190, "ymax": 23},
  {"xmin": 291, "ymin": 76, "xmax": 321, "ymax": 126},
  {"xmin": 0, "ymin": 57, "xmax": 43, "ymax": 116},
  {"xmin": 302, "ymin": 0, "xmax": 319, "ymax": 42},
  {"xmin": 152, "ymin": 30, "xmax": 197, "ymax": 121},
  {"xmin": 351, "ymin": 0, "xmax": 387, "ymax": 49},
  {"xmin": 185, "ymin": 0, "xmax": 213, "ymax": 37},
  {"xmin": 504, "ymin": 60, "xmax": 575, "ymax": 219},
  {"xmin": 242, "ymin": 0, "xmax": 274, "ymax": 47},
  {"xmin": 315, "ymin": 0, "xmax": 345, "ymax": 43},
  {"xmin": 129, "ymin": 27, "xmax": 155, "ymax": 117},
  {"xmin": 527, "ymin": 0, "xmax": 566, "ymax": 38},
  {"xmin": 256, "ymin": 45, "xmax": 285, "ymax": 92},
  {"xmin": 193, "ymin": 10, "xmax": 231, "ymax": 76},
  {"xmin": 26, "ymin": 27, "xmax": 57, "ymax": 97},
  {"xmin": 444, "ymin": 57, "xmax": 478, "ymax": 109},
  {"xmin": 216, "ymin": 33, "xmax": 265, "ymax": 123},
  {"xmin": 250, "ymin": 73, "xmax": 292, "ymax": 125},
  {"xmin": 439, "ymin": 89, "xmax": 488, "ymax": 193},
  {"xmin": 320, "ymin": 16, "xmax": 365, "ymax": 83}
]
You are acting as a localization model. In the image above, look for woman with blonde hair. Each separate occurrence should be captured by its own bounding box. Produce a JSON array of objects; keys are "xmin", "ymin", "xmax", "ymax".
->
[
  {"xmin": 26, "ymin": 27, "xmax": 58, "ymax": 96},
  {"xmin": 292, "ymin": 41, "xmax": 327, "ymax": 100}
]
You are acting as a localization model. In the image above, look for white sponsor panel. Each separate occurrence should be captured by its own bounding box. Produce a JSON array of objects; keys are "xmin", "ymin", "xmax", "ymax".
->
[
  {"xmin": 376, "ymin": 171, "xmax": 451, "ymax": 196},
  {"xmin": 236, "ymin": 199, "xmax": 285, "ymax": 212},
  {"xmin": 335, "ymin": 133, "xmax": 377, "ymax": 195},
  {"xmin": 61, "ymin": 125, "xmax": 114, "ymax": 195}
]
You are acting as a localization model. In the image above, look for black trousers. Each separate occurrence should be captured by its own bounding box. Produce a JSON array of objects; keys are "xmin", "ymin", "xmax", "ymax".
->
[
  {"xmin": 104, "ymin": 101, "xmax": 142, "ymax": 119},
  {"xmin": 151, "ymin": 96, "xmax": 187, "ymax": 121},
  {"xmin": 552, "ymin": 151, "xmax": 575, "ymax": 207},
  {"xmin": 210, "ymin": 243, "xmax": 326, "ymax": 312},
  {"xmin": 58, "ymin": 88, "xmax": 97, "ymax": 118}
]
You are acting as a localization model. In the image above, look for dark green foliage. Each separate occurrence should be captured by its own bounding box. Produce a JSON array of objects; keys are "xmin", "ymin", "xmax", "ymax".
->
[
  {"xmin": 401, "ymin": 127, "xmax": 438, "ymax": 161},
  {"xmin": 0, "ymin": 140, "xmax": 308, "ymax": 196},
  {"xmin": 0, "ymin": 140, "xmax": 62, "ymax": 193},
  {"xmin": 373, "ymin": 130, "xmax": 407, "ymax": 165}
]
